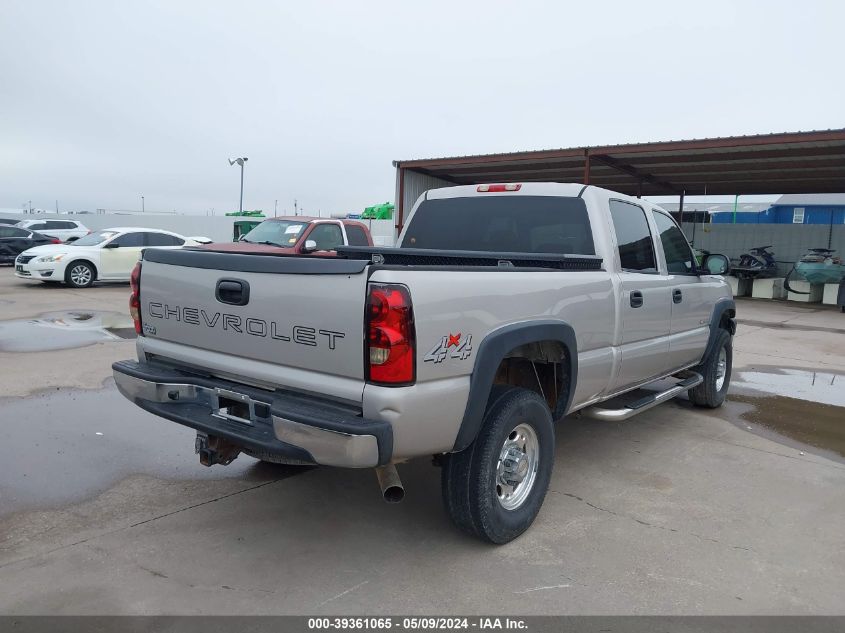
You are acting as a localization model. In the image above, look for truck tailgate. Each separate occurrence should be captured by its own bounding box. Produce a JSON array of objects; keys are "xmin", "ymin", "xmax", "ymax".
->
[{"xmin": 138, "ymin": 249, "xmax": 368, "ymax": 382}]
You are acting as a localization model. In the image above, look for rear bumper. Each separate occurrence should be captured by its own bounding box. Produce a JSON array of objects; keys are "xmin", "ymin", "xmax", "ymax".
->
[{"xmin": 112, "ymin": 360, "xmax": 392, "ymax": 468}]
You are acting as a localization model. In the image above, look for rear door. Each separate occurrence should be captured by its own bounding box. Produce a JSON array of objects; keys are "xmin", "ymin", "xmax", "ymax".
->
[
  {"xmin": 651, "ymin": 210, "xmax": 712, "ymax": 371},
  {"xmin": 45, "ymin": 221, "xmax": 71, "ymax": 241},
  {"xmin": 344, "ymin": 224, "xmax": 371, "ymax": 246},
  {"xmin": 608, "ymin": 200, "xmax": 671, "ymax": 391},
  {"xmin": 99, "ymin": 231, "xmax": 145, "ymax": 278}
]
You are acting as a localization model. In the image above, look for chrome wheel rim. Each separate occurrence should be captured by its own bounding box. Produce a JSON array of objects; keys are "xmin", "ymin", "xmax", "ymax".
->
[
  {"xmin": 70, "ymin": 265, "xmax": 91, "ymax": 286},
  {"xmin": 496, "ymin": 423, "xmax": 539, "ymax": 511},
  {"xmin": 715, "ymin": 346, "xmax": 727, "ymax": 391}
]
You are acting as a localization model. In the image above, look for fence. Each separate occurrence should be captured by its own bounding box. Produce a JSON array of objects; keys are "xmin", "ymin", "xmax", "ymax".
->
[{"xmin": 681, "ymin": 223, "xmax": 845, "ymax": 278}]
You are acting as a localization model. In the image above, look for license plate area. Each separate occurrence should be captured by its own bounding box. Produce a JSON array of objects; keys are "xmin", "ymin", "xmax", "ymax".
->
[{"xmin": 210, "ymin": 388, "xmax": 270, "ymax": 426}]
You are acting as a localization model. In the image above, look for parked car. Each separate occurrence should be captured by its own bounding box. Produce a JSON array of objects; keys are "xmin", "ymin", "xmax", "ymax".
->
[
  {"xmin": 15, "ymin": 219, "xmax": 89, "ymax": 243},
  {"xmin": 0, "ymin": 226, "xmax": 61, "ymax": 264},
  {"xmin": 199, "ymin": 217, "xmax": 373, "ymax": 255},
  {"xmin": 112, "ymin": 183, "xmax": 734, "ymax": 543},
  {"xmin": 0, "ymin": 218, "xmax": 22, "ymax": 226},
  {"xmin": 15, "ymin": 227, "xmax": 206, "ymax": 287}
]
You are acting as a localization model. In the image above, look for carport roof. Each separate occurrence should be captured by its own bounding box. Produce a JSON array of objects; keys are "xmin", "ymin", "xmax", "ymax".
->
[{"xmin": 394, "ymin": 129, "xmax": 845, "ymax": 198}]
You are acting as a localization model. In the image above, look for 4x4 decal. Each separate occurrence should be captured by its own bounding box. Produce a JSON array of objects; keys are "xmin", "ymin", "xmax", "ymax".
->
[{"xmin": 423, "ymin": 332, "xmax": 473, "ymax": 363}]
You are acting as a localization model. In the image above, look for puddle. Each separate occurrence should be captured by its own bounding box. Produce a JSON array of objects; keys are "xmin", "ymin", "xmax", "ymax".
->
[
  {"xmin": 728, "ymin": 393, "xmax": 845, "ymax": 460},
  {"xmin": 733, "ymin": 368, "xmax": 844, "ymax": 407},
  {"xmin": 0, "ymin": 310, "xmax": 136, "ymax": 352},
  {"xmin": 0, "ymin": 382, "xmax": 299, "ymax": 516},
  {"xmin": 724, "ymin": 366, "xmax": 845, "ymax": 462}
]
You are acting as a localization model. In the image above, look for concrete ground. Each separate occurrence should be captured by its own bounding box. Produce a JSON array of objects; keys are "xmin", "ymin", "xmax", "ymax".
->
[{"xmin": 1, "ymin": 268, "xmax": 844, "ymax": 615}]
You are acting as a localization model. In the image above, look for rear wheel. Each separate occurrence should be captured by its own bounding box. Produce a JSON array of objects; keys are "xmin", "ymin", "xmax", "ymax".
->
[
  {"xmin": 441, "ymin": 386, "xmax": 555, "ymax": 544},
  {"xmin": 65, "ymin": 262, "xmax": 95, "ymax": 288},
  {"xmin": 688, "ymin": 328, "xmax": 732, "ymax": 408}
]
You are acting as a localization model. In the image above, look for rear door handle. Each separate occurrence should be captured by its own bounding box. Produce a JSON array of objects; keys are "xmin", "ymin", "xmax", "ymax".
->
[
  {"xmin": 673, "ymin": 288, "xmax": 683, "ymax": 304},
  {"xmin": 630, "ymin": 290, "xmax": 643, "ymax": 308},
  {"xmin": 216, "ymin": 278, "xmax": 250, "ymax": 306}
]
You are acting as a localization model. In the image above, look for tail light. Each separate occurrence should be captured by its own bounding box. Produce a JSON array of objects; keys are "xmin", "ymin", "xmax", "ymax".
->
[
  {"xmin": 366, "ymin": 283, "xmax": 415, "ymax": 385},
  {"xmin": 129, "ymin": 261, "xmax": 142, "ymax": 334},
  {"xmin": 50, "ymin": 238, "xmax": 61, "ymax": 244}
]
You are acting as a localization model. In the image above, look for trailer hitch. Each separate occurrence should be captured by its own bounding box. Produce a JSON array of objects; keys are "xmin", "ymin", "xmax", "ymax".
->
[{"xmin": 195, "ymin": 433, "xmax": 241, "ymax": 467}]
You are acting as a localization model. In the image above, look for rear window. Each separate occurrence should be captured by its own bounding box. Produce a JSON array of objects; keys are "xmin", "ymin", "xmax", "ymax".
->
[
  {"xmin": 144, "ymin": 232, "xmax": 184, "ymax": 246},
  {"xmin": 346, "ymin": 225, "xmax": 369, "ymax": 246},
  {"xmin": 403, "ymin": 196, "xmax": 595, "ymax": 254}
]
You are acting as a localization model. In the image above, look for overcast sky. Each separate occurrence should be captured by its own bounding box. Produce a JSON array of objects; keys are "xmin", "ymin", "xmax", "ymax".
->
[{"xmin": 1, "ymin": 0, "xmax": 842, "ymax": 215}]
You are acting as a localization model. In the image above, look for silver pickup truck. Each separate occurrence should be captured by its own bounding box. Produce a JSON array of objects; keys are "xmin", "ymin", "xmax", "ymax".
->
[{"xmin": 113, "ymin": 182, "xmax": 735, "ymax": 543}]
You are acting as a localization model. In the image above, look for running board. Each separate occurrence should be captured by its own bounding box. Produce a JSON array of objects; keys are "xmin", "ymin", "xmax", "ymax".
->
[{"xmin": 581, "ymin": 373, "xmax": 703, "ymax": 422}]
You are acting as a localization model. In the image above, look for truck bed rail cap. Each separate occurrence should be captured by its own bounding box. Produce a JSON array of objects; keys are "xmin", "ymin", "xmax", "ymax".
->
[{"xmin": 142, "ymin": 248, "xmax": 369, "ymax": 274}]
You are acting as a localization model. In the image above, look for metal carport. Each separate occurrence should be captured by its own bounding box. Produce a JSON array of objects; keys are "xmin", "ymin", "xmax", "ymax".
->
[{"xmin": 392, "ymin": 128, "xmax": 845, "ymax": 231}]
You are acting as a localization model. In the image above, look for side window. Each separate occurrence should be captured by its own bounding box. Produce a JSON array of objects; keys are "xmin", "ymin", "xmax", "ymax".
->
[
  {"xmin": 46, "ymin": 221, "xmax": 71, "ymax": 229},
  {"xmin": 308, "ymin": 223, "xmax": 344, "ymax": 251},
  {"xmin": 652, "ymin": 211, "xmax": 696, "ymax": 274},
  {"xmin": 144, "ymin": 232, "xmax": 184, "ymax": 246},
  {"xmin": 29, "ymin": 222, "xmax": 48, "ymax": 230},
  {"xmin": 0, "ymin": 227, "xmax": 17, "ymax": 238},
  {"xmin": 110, "ymin": 232, "xmax": 145, "ymax": 247},
  {"xmin": 608, "ymin": 200, "xmax": 657, "ymax": 272},
  {"xmin": 345, "ymin": 225, "xmax": 369, "ymax": 246}
]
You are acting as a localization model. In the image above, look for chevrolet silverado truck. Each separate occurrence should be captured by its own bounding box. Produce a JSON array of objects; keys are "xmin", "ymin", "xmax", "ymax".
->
[{"xmin": 113, "ymin": 182, "xmax": 735, "ymax": 544}]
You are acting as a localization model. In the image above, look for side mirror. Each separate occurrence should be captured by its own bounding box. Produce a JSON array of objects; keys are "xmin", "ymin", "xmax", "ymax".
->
[
  {"xmin": 103, "ymin": 241, "xmax": 120, "ymax": 249},
  {"xmin": 702, "ymin": 253, "xmax": 730, "ymax": 275},
  {"xmin": 301, "ymin": 239, "xmax": 317, "ymax": 253}
]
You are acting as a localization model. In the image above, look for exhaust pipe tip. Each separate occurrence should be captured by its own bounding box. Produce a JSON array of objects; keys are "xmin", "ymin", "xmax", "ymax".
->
[
  {"xmin": 375, "ymin": 464, "xmax": 405, "ymax": 504},
  {"xmin": 382, "ymin": 484, "xmax": 405, "ymax": 504}
]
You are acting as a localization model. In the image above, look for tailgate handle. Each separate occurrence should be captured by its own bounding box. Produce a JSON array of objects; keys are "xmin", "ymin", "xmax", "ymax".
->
[{"xmin": 216, "ymin": 278, "xmax": 250, "ymax": 306}]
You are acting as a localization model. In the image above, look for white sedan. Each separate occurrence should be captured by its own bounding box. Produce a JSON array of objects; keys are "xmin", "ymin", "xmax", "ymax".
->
[{"xmin": 14, "ymin": 227, "xmax": 208, "ymax": 288}]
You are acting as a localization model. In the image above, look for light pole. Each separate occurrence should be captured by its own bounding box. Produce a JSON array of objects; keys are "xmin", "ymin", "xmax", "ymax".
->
[
  {"xmin": 228, "ymin": 157, "xmax": 248, "ymax": 212},
  {"xmin": 141, "ymin": 196, "xmax": 145, "ymax": 213}
]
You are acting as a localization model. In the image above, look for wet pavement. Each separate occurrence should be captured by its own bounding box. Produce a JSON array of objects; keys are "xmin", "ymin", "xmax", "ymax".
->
[
  {"xmin": 0, "ymin": 310, "xmax": 135, "ymax": 352},
  {"xmin": 728, "ymin": 394, "xmax": 845, "ymax": 462},
  {"xmin": 0, "ymin": 382, "xmax": 304, "ymax": 516},
  {"xmin": 717, "ymin": 366, "xmax": 845, "ymax": 463},
  {"xmin": 2, "ymin": 270, "xmax": 845, "ymax": 615},
  {"xmin": 732, "ymin": 367, "xmax": 843, "ymax": 407}
]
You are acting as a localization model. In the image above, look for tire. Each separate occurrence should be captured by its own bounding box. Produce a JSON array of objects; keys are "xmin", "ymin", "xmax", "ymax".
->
[
  {"xmin": 441, "ymin": 386, "xmax": 555, "ymax": 544},
  {"xmin": 65, "ymin": 261, "xmax": 95, "ymax": 288},
  {"xmin": 688, "ymin": 328, "xmax": 732, "ymax": 408}
]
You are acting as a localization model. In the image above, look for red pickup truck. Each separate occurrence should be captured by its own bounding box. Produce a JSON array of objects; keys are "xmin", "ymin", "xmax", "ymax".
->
[{"xmin": 203, "ymin": 216, "xmax": 373, "ymax": 255}]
